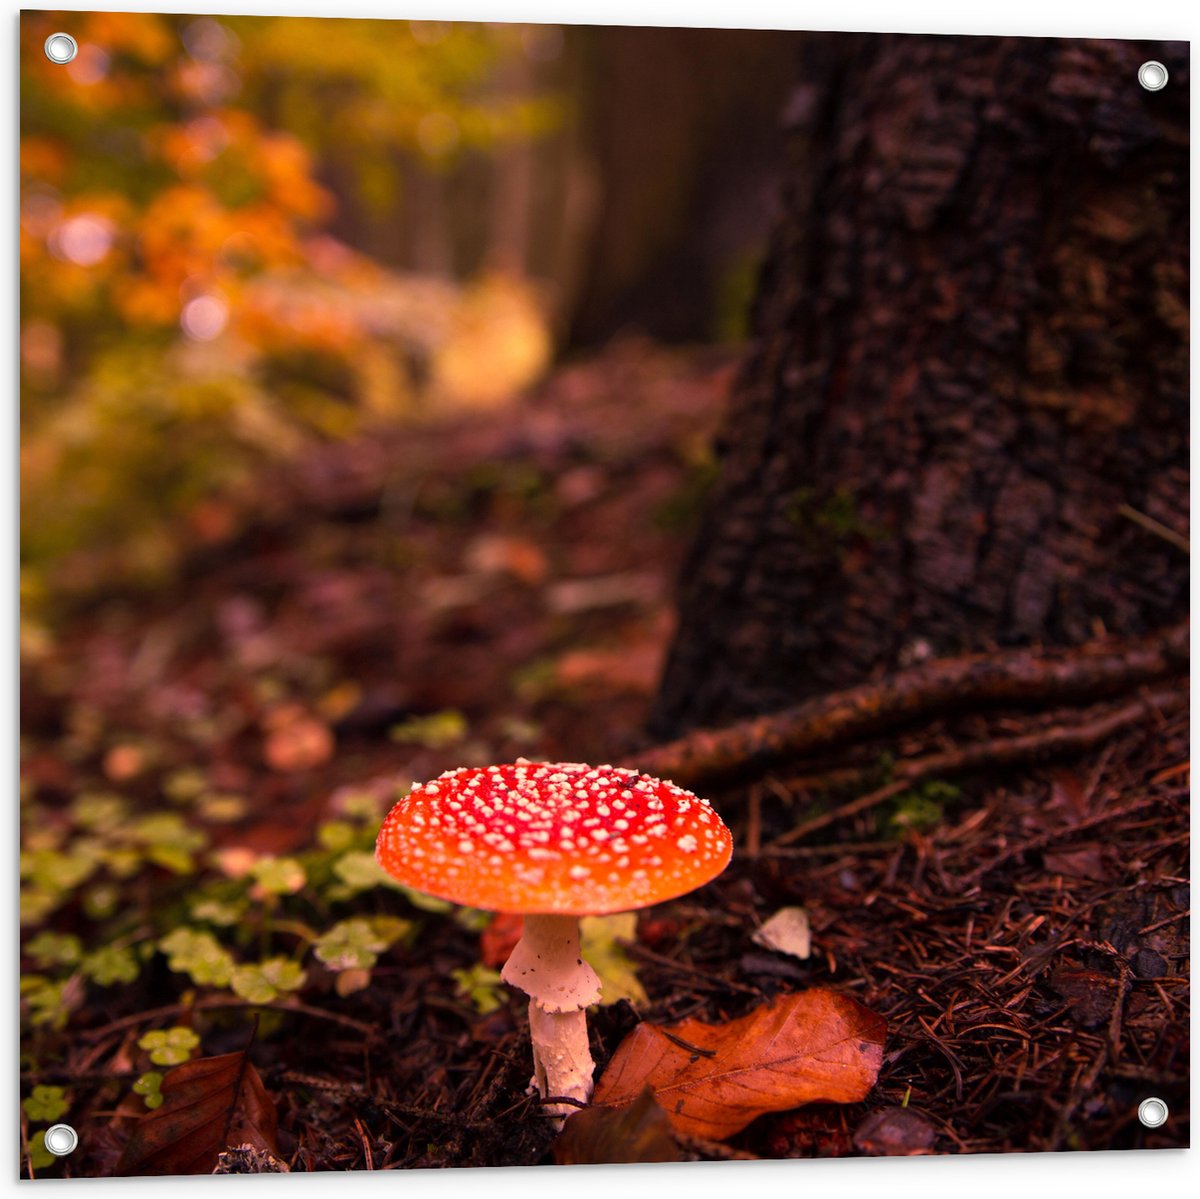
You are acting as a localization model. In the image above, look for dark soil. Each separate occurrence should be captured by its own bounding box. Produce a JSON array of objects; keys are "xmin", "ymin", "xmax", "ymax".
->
[{"xmin": 20, "ymin": 341, "xmax": 1189, "ymax": 1173}]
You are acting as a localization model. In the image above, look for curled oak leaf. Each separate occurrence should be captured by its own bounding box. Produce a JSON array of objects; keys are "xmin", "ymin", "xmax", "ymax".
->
[
  {"xmin": 593, "ymin": 988, "xmax": 885, "ymax": 1141},
  {"xmin": 555, "ymin": 1086, "xmax": 682, "ymax": 1165},
  {"xmin": 116, "ymin": 1049, "xmax": 278, "ymax": 1176}
]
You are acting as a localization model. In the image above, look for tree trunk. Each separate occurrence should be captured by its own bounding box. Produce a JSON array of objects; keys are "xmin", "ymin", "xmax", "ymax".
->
[{"xmin": 651, "ymin": 34, "xmax": 1189, "ymax": 740}]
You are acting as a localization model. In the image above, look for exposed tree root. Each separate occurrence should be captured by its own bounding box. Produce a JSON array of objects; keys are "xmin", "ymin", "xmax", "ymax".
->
[
  {"xmin": 766, "ymin": 684, "xmax": 1187, "ymax": 848},
  {"xmin": 631, "ymin": 623, "xmax": 1188, "ymax": 787}
]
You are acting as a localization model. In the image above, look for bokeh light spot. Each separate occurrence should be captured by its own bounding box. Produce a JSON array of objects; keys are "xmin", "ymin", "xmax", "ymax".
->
[
  {"xmin": 181, "ymin": 295, "xmax": 230, "ymax": 341},
  {"xmin": 66, "ymin": 45, "xmax": 110, "ymax": 85},
  {"xmin": 50, "ymin": 214, "xmax": 115, "ymax": 266}
]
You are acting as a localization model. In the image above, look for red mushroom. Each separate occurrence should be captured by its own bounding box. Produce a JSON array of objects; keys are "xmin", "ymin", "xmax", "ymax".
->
[{"xmin": 375, "ymin": 760, "xmax": 732, "ymax": 1119}]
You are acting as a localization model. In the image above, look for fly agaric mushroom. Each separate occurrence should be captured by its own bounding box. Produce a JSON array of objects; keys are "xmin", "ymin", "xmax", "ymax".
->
[{"xmin": 375, "ymin": 760, "xmax": 732, "ymax": 1119}]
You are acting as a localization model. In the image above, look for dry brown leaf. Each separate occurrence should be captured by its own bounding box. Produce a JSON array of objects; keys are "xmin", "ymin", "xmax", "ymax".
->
[
  {"xmin": 480, "ymin": 911, "xmax": 525, "ymax": 968},
  {"xmin": 262, "ymin": 705, "xmax": 334, "ymax": 772},
  {"xmin": 853, "ymin": 1106, "xmax": 937, "ymax": 1155},
  {"xmin": 117, "ymin": 1049, "xmax": 278, "ymax": 1176},
  {"xmin": 335, "ymin": 968, "xmax": 372, "ymax": 997},
  {"xmin": 1049, "ymin": 963, "xmax": 1121, "ymax": 1028},
  {"xmin": 187, "ymin": 497, "xmax": 238, "ymax": 545},
  {"xmin": 555, "ymin": 1087, "xmax": 682, "ymax": 1165},
  {"xmin": 752, "ymin": 907, "xmax": 812, "ymax": 960},
  {"xmin": 546, "ymin": 572, "xmax": 660, "ymax": 615},
  {"xmin": 554, "ymin": 643, "xmax": 663, "ymax": 695},
  {"xmin": 463, "ymin": 534, "xmax": 549, "ymax": 586},
  {"xmin": 1042, "ymin": 847, "xmax": 1107, "ymax": 880},
  {"xmin": 103, "ymin": 743, "xmax": 146, "ymax": 782},
  {"xmin": 1047, "ymin": 769, "xmax": 1086, "ymax": 814},
  {"xmin": 593, "ymin": 989, "xmax": 885, "ymax": 1140}
]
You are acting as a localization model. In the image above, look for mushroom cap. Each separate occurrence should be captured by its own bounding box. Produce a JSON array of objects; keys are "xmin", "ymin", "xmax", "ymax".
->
[{"xmin": 375, "ymin": 760, "xmax": 732, "ymax": 915}]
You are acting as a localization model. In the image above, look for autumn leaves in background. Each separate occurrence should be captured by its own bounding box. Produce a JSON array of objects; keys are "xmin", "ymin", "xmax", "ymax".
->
[{"xmin": 21, "ymin": 11, "xmax": 556, "ymax": 613}]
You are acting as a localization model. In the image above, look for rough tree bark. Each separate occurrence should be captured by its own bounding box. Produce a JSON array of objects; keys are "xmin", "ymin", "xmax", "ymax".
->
[{"xmin": 651, "ymin": 34, "xmax": 1189, "ymax": 740}]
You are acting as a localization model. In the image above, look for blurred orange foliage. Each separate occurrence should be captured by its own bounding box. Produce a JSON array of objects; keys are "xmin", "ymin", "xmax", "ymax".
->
[{"xmin": 20, "ymin": 11, "xmax": 560, "ymax": 611}]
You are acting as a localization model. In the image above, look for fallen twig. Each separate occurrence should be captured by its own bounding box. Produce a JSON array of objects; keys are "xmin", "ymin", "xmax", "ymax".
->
[
  {"xmin": 660, "ymin": 1029, "xmax": 717, "ymax": 1058},
  {"xmin": 959, "ymin": 794, "xmax": 1176, "ymax": 888},
  {"xmin": 1117, "ymin": 504, "xmax": 1190, "ymax": 555},
  {"xmin": 626, "ymin": 944, "xmax": 763, "ymax": 996},
  {"xmin": 81, "ymin": 997, "xmax": 379, "ymax": 1043},
  {"xmin": 767, "ymin": 685, "xmax": 1186, "ymax": 848},
  {"xmin": 766, "ymin": 779, "xmax": 914, "ymax": 849},
  {"xmin": 631, "ymin": 623, "xmax": 1187, "ymax": 787}
]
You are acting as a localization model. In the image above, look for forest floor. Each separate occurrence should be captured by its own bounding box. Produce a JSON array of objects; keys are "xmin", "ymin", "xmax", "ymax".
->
[{"xmin": 20, "ymin": 340, "xmax": 1190, "ymax": 1175}]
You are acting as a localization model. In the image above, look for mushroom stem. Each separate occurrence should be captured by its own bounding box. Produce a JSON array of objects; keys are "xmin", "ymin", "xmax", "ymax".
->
[
  {"xmin": 501, "ymin": 913, "xmax": 601, "ymax": 1120},
  {"xmin": 527, "ymin": 1002, "xmax": 593, "ymax": 1118}
]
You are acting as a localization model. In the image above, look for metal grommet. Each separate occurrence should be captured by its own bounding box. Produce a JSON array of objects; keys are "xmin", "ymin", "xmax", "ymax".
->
[
  {"xmin": 43, "ymin": 1124, "xmax": 79, "ymax": 1156},
  {"xmin": 1137, "ymin": 1097, "xmax": 1168, "ymax": 1128},
  {"xmin": 44, "ymin": 32, "xmax": 78, "ymax": 64},
  {"xmin": 1138, "ymin": 61, "xmax": 1168, "ymax": 91}
]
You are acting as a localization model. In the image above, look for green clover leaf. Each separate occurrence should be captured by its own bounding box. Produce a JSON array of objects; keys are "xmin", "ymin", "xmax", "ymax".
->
[
  {"xmin": 23, "ymin": 931, "xmax": 82, "ymax": 969},
  {"xmin": 330, "ymin": 851, "xmax": 397, "ymax": 894},
  {"xmin": 82, "ymin": 884, "xmax": 121, "ymax": 920},
  {"xmin": 127, "ymin": 813, "xmax": 208, "ymax": 874},
  {"xmin": 28, "ymin": 1131, "xmax": 56, "ymax": 1171},
  {"xmin": 19, "ymin": 888, "xmax": 59, "ymax": 926},
  {"xmin": 333, "ymin": 788, "xmax": 388, "ymax": 823},
  {"xmin": 196, "ymin": 793, "xmax": 247, "ymax": 823},
  {"xmin": 230, "ymin": 957, "xmax": 307, "ymax": 1004},
  {"xmin": 313, "ymin": 916, "xmax": 409, "ymax": 972},
  {"xmin": 132, "ymin": 1071, "xmax": 163, "ymax": 1109},
  {"xmin": 163, "ymin": 769, "xmax": 207, "ymax": 804},
  {"xmin": 389, "ymin": 709, "xmax": 467, "ymax": 748},
  {"xmin": 23, "ymin": 1085, "xmax": 68, "ymax": 1123},
  {"xmin": 189, "ymin": 897, "xmax": 246, "ymax": 927},
  {"xmin": 22, "ymin": 848, "xmax": 98, "ymax": 895},
  {"xmin": 158, "ymin": 928, "xmax": 235, "ymax": 987},
  {"xmin": 100, "ymin": 846, "xmax": 143, "ymax": 878},
  {"xmin": 138, "ymin": 1027, "xmax": 200, "ymax": 1066},
  {"xmin": 250, "ymin": 856, "xmax": 307, "ymax": 896},
  {"xmin": 451, "ymin": 964, "xmax": 506, "ymax": 1015},
  {"xmin": 81, "ymin": 944, "xmax": 140, "ymax": 987},
  {"xmin": 71, "ymin": 793, "xmax": 130, "ymax": 831},
  {"xmin": 316, "ymin": 821, "xmax": 357, "ymax": 852},
  {"xmin": 21, "ymin": 977, "xmax": 72, "ymax": 1030}
]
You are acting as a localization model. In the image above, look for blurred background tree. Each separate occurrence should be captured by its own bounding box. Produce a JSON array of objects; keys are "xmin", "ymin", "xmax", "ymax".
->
[
  {"xmin": 20, "ymin": 11, "xmax": 802, "ymax": 629},
  {"xmin": 21, "ymin": 13, "xmax": 555, "ymax": 603}
]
